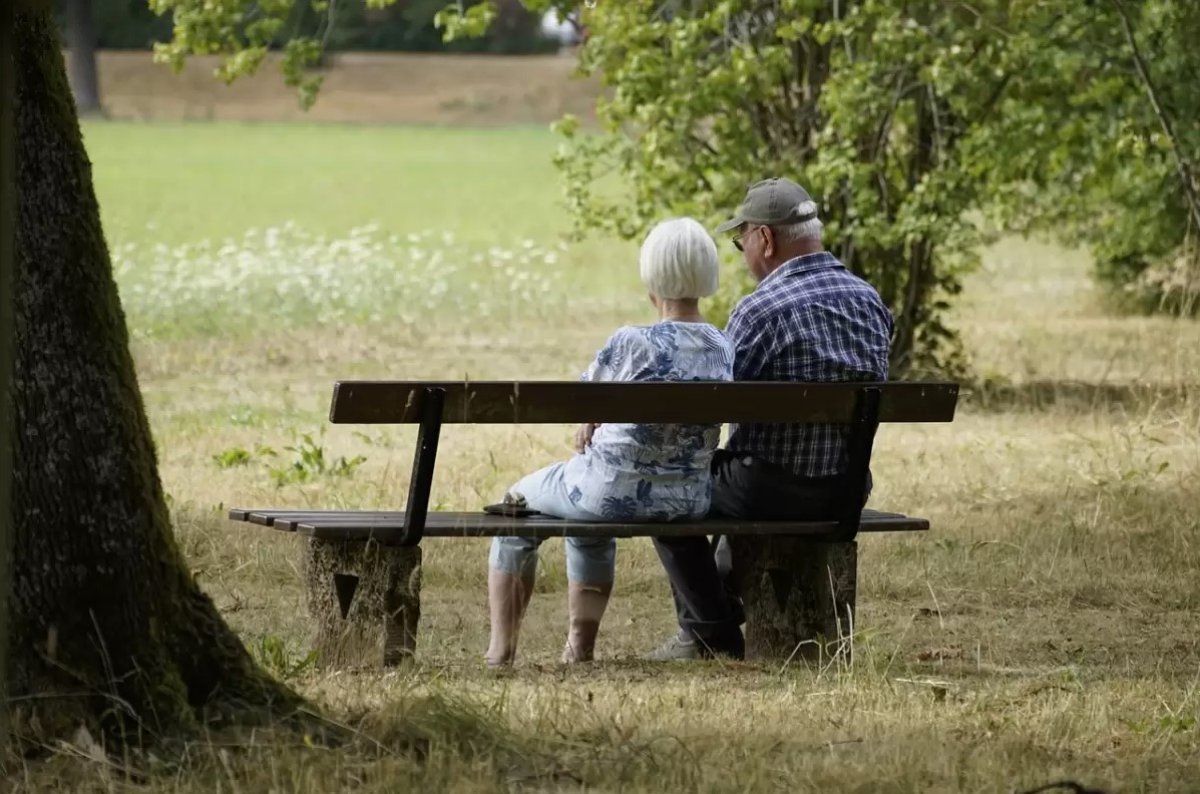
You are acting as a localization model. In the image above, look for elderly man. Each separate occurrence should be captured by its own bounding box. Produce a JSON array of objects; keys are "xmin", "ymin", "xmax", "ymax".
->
[{"xmin": 645, "ymin": 177, "xmax": 894, "ymax": 661}]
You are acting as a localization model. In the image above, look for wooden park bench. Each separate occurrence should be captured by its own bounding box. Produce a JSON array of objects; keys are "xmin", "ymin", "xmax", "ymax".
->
[{"xmin": 230, "ymin": 380, "xmax": 958, "ymax": 667}]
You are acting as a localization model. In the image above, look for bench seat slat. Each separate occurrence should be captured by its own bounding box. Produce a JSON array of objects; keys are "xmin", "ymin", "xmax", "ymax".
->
[
  {"xmin": 239, "ymin": 510, "xmax": 407, "ymax": 530},
  {"xmin": 229, "ymin": 508, "xmax": 927, "ymax": 543}
]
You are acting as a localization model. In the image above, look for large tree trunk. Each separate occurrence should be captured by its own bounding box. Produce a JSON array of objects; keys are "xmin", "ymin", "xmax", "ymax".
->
[
  {"xmin": 1, "ymin": 0, "xmax": 18, "ymax": 750},
  {"xmin": 7, "ymin": 7, "xmax": 300, "ymax": 744},
  {"xmin": 62, "ymin": 0, "xmax": 102, "ymax": 116}
]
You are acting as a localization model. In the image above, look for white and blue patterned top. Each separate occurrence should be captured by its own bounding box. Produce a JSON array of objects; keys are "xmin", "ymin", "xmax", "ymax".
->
[{"xmin": 561, "ymin": 321, "xmax": 734, "ymax": 521}]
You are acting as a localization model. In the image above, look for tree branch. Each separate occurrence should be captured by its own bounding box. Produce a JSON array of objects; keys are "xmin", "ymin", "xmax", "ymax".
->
[{"xmin": 1111, "ymin": 0, "xmax": 1200, "ymax": 234}]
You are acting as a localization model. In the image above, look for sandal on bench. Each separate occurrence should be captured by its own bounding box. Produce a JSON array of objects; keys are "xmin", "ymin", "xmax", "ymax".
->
[
  {"xmin": 483, "ymin": 491, "xmax": 543, "ymax": 518},
  {"xmin": 482, "ymin": 502, "xmax": 542, "ymax": 518}
]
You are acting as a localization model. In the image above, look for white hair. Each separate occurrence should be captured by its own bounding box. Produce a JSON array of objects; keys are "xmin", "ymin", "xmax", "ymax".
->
[
  {"xmin": 639, "ymin": 217, "xmax": 719, "ymax": 299},
  {"xmin": 772, "ymin": 200, "xmax": 824, "ymax": 243}
]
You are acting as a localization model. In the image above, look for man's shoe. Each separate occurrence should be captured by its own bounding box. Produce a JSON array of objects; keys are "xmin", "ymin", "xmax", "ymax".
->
[
  {"xmin": 642, "ymin": 632, "xmax": 743, "ymax": 662},
  {"xmin": 642, "ymin": 633, "xmax": 704, "ymax": 661}
]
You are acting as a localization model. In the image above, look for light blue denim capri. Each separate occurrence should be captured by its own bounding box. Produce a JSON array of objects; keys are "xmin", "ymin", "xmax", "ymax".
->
[{"xmin": 488, "ymin": 463, "xmax": 616, "ymax": 584}]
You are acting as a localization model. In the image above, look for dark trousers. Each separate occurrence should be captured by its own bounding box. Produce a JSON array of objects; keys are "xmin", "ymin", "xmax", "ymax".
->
[{"xmin": 652, "ymin": 451, "xmax": 864, "ymax": 650}]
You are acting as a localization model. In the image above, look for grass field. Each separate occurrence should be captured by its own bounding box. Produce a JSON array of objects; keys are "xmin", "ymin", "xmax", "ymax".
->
[{"xmin": 18, "ymin": 111, "xmax": 1200, "ymax": 791}]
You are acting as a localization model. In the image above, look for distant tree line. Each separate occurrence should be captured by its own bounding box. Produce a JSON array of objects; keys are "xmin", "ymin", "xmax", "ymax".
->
[{"xmin": 61, "ymin": 0, "xmax": 558, "ymax": 54}]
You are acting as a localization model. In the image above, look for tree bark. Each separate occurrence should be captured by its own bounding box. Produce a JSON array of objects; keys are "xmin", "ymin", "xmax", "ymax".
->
[
  {"xmin": 63, "ymin": 0, "xmax": 102, "ymax": 116},
  {"xmin": 8, "ymin": 7, "xmax": 300, "ymax": 746},
  {"xmin": 0, "ymin": 0, "xmax": 18, "ymax": 752}
]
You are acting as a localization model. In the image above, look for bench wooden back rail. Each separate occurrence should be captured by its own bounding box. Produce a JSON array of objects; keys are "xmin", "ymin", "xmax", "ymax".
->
[{"xmin": 328, "ymin": 380, "xmax": 960, "ymax": 546}]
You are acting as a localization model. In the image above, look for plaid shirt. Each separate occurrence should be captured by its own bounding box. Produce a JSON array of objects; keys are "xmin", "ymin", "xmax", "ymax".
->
[{"xmin": 725, "ymin": 252, "xmax": 893, "ymax": 478}]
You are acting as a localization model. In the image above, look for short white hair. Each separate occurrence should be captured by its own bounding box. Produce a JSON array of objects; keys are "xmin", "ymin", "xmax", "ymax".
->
[
  {"xmin": 639, "ymin": 217, "xmax": 719, "ymax": 299},
  {"xmin": 772, "ymin": 200, "xmax": 823, "ymax": 243}
]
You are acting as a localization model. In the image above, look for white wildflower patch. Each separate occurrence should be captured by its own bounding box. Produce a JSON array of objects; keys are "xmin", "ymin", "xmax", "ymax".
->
[{"xmin": 111, "ymin": 224, "xmax": 569, "ymax": 339}]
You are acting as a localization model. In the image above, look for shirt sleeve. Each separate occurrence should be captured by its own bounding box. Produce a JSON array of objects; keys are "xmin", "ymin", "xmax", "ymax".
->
[
  {"xmin": 581, "ymin": 328, "xmax": 632, "ymax": 382},
  {"xmin": 726, "ymin": 302, "xmax": 775, "ymax": 381}
]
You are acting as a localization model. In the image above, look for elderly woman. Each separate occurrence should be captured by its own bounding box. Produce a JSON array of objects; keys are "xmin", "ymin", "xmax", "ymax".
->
[{"xmin": 485, "ymin": 217, "xmax": 734, "ymax": 667}]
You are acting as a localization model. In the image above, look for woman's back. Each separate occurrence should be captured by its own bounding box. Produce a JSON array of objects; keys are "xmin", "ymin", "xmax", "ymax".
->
[
  {"xmin": 486, "ymin": 216, "xmax": 729, "ymax": 667},
  {"xmin": 563, "ymin": 321, "xmax": 734, "ymax": 521}
]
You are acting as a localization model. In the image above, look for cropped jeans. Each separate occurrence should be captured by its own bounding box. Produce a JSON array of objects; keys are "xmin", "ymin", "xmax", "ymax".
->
[{"xmin": 488, "ymin": 463, "xmax": 616, "ymax": 584}]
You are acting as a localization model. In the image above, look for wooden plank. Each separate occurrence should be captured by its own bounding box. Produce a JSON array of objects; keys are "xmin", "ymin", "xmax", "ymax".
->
[
  {"xmin": 228, "ymin": 508, "xmax": 308, "ymax": 527},
  {"xmin": 231, "ymin": 508, "xmax": 917, "ymax": 528},
  {"xmin": 247, "ymin": 510, "xmax": 324, "ymax": 528},
  {"xmin": 230, "ymin": 509, "xmax": 407, "ymax": 530},
  {"xmin": 231, "ymin": 510, "xmax": 408, "ymax": 531},
  {"xmin": 232, "ymin": 509, "xmax": 408, "ymax": 521},
  {"xmin": 271, "ymin": 510, "xmax": 927, "ymax": 543},
  {"xmin": 301, "ymin": 520, "xmax": 926, "ymax": 543},
  {"xmin": 272, "ymin": 512, "xmax": 407, "ymax": 531},
  {"xmin": 329, "ymin": 381, "xmax": 959, "ymax": 425}
]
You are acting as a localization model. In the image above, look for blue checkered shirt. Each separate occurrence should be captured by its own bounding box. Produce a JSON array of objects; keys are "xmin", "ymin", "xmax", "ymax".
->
[{"xmin": 725, "ymin": 252, "xmax": 894, "ymax": 478}]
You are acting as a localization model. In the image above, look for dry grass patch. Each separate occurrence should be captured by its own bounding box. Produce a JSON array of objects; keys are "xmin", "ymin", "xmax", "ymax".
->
[
  {"xmin": 16, "ymin": 117, "xmax": 1200, "ymax": 789},
  {"xmin": 94, "ymin": 233, "xmax": 1196, "ymax": 792}
]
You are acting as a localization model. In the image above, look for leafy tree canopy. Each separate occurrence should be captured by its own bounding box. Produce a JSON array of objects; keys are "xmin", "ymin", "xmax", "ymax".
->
[{"xmin": 152, "ymin": 0, "xmax": 1200, "ymax": 372}]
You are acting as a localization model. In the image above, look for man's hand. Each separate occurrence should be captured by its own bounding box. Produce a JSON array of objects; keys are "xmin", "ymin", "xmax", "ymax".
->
[{"xmin": 574, "ymin": 422, "xmax": 600, "ymax": 454}]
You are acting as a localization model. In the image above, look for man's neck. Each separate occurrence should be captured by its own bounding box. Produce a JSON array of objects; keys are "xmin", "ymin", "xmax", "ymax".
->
[
  {"xmin": 760, "ymin": 241, "xmax": 825, "ymax": 279},
  {"xmin": 778, "ymin": 239, "xmax": 824, "ymax": 261}
]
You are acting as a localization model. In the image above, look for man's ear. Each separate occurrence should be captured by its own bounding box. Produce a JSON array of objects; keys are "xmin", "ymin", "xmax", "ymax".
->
[{"xmin": 761, "ymin": 226, "xmax": 776, "ymax": 259}]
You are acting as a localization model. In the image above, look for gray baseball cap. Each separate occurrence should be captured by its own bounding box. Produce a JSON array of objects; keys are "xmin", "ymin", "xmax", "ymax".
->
[{"xmin": 716, "ymin": 177, "xmax": 819, "ymax": 234}]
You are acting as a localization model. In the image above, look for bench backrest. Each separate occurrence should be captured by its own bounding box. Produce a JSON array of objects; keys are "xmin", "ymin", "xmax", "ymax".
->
[
  {"xmin": 327, "ymin": 380, "xmax": 959, "ymax": 546},
  {"xmin": 329, "ymin": 381, "xmax": 959, "ymax": 424}
]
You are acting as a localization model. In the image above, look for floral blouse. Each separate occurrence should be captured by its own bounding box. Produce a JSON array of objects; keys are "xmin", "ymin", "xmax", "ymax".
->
[{"xmin": 561, "ymin": 321, "xmax": 734, "ymax": 521}]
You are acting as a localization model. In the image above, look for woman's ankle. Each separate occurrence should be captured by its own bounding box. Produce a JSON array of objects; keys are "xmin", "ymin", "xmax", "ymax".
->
[
  {"xmin": 562, "ymin": 580, "xmax": 613, "ymax": 664},
  {"xmin": 485, "ymin": 643, "xmax": 518, "ymax": 667},
  {"xmin": 486, "ymin": 569, "xmax": 534, "ymax": 666},
  {"xmin": 562, "ymin": 620, "xmax": 600, "ymax": 663}
]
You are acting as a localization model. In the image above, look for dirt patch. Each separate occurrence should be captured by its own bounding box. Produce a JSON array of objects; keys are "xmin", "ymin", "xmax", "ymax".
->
[{"xmin": 92, "ymin": 50, "xmax": 603, "ymax": 125}]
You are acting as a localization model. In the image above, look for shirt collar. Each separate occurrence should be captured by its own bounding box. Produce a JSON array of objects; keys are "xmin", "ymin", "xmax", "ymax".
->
[{"xmin": 758, "ymin": 252, "xmax": 841, "ymax": 287}]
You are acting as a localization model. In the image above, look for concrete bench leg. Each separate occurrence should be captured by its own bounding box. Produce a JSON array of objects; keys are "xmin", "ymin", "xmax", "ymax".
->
[
  {"xmin": 305, "ymin": 538, "xmax": 422, "ymax": 668},
  {"xmin": 731, "ymin": 537, "xmax": 857, "ymax": 664}
]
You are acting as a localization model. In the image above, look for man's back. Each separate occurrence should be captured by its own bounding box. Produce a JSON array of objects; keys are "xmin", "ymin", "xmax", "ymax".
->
[
  {"xmin": 725, "ymin": 251, "xmax": 893, "ymax": 479},
  {"xmin": 645, "ymin": 177, "xmax": 895, "ymax": 662}
]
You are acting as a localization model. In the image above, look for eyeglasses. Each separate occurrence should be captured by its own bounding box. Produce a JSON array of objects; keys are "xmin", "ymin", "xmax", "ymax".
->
[{"xmin": 731, "ymin": 225, "xmax": 760, "ymax": 252}]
